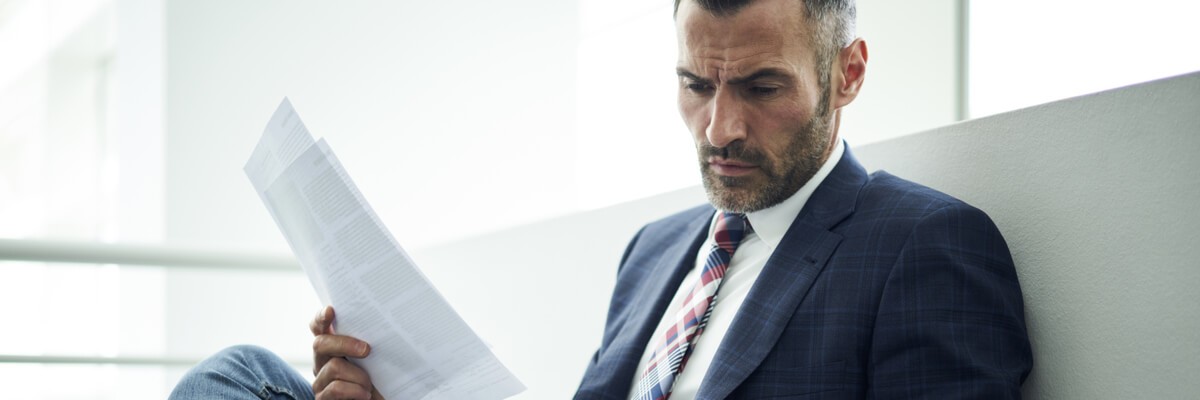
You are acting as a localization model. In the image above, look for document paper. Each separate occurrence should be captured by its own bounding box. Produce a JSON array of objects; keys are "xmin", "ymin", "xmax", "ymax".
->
[{"xmin": 244, "ymin": 98, "xmax": 525, "ymax": 400}]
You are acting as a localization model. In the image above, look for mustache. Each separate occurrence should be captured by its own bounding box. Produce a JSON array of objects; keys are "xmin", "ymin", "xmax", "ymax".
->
[{"xmin": 699, "ymin": 142, "xmax": 768, "ymax": 166}]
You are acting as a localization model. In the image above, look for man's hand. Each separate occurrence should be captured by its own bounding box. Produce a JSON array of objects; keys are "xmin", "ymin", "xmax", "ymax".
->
[{"xmin": 310, "ymin": 306, "xmax": 385, "ymax": 400}]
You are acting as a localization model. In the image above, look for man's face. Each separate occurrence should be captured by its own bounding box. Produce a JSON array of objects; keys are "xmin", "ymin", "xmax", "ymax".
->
[{"xmin": 676, "ymin": 0, "xmax": 836, "ymax": 213}]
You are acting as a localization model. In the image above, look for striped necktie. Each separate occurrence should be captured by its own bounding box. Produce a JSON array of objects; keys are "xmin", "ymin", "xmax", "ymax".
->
[{"xmin": 632, "ymin": 212, "xmax": 747, "ymax": 400}]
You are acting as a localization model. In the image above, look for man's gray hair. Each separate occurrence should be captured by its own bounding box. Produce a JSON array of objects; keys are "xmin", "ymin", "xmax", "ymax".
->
[{"xmin": 674, "ymin": 0, "xmax": 856, "ymax": 110}]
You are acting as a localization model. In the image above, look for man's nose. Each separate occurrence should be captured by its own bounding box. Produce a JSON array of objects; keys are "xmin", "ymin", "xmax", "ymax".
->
[{"xmin": 705, "ymin": 89, "xmax": 747, "ymax": 148}]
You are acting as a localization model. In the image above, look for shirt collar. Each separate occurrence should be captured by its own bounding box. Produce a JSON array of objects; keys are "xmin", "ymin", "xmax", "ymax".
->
[{"xmin": 714, "ymin": 140, "xmax": 844, "ymax": 251}]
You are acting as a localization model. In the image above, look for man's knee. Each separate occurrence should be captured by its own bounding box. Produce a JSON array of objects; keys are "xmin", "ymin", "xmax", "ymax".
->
[
  {"xmin": 214, "ymin": 344, "xmax": 290, "ymax": 370},
  {"xmin": 171, "ymin": 345, "xmax": 309, "ymax": 400}
]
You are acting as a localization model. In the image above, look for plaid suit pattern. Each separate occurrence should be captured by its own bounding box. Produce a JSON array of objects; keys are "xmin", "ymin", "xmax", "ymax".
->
[{"xmin": 575, "ymin": 146, "xmax": 1031, "ymax": 399}]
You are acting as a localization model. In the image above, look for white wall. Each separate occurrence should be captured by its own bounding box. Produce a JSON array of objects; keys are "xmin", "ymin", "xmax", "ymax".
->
[
  {"xmin": 845, "ymin": 0, "xmax": 963, "ymax": 144},
  {"xmin": 162, "ymin": 0, "xmax": 583, "ymax": 370},
  {"xmin": 164, "ymin": 0, "xmax": 580, "ymax": 251},
  {"xmin": 854, "ymin": 71, "xmax": 1200, "ymax": 398}
]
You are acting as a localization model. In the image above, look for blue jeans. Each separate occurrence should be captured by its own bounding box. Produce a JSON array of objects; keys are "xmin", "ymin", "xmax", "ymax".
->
[{"xmin": 170, "ymin": 345, "xmax": 315, "ymax": 400}]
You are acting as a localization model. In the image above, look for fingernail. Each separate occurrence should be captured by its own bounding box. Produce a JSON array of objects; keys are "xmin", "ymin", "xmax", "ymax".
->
[{"xmin": 357, "ymin": 342, "xmax": 368, "ymax": 356}]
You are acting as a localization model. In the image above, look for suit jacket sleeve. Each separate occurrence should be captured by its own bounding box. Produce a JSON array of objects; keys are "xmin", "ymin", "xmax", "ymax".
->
[
  {"xmin": 578, "ymin": 225, "xmax": 647, "ymax": 391},
  {"xmin": 869, "ymin": 202, "xmax": 1032, "ymax": 398}
]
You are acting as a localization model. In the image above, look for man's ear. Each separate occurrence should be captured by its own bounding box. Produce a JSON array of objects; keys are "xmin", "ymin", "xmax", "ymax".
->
[{"xmin": 831, "ymin": 38, "xmax": 868, "ymax": 110}]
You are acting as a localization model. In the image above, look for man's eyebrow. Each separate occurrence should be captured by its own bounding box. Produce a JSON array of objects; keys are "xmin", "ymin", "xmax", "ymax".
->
[
  {"xmin": 727, "ymin": 68, "xmax": 793, "ymax": 85},
  {"xmin": 676, "ymin": 68, "xmax": 712, "ymax": 85},
  {"xmin": 675, "ymin": 68, "xmax": 794, "ymax": 85}
]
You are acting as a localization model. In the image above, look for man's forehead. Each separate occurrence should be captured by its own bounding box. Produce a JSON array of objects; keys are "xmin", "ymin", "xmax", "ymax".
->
[{"xmin": 675, "ymin": 0, "xmax": 813, "ymax": 78}]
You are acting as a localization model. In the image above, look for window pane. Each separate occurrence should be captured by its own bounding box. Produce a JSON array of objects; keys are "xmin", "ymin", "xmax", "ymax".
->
[
  {"xmin": 970, "ymin": 1, "xmax": 1200, "ymax": 117},
  {"xmin": 0, "ymin": 262, "xmax": 165, "ymax": 358},
  {"xmin": 0, "ymin": 364, "xmax": 173, "ymax": 399}
]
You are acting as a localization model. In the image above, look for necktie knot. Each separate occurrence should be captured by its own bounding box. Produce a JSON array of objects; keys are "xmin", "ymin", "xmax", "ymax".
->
[{"xmin": 713, "ymin": 212, "xmax": 747, "ymax": 254}]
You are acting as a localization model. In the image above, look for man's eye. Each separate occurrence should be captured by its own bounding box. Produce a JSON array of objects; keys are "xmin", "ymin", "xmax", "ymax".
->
[
  {"xmin": 750, "ymin": 86, "xmax": 779, "ymax": 96},
  {"xmin": 685, "ymin": 83, "xmax": 712, "ymax": 93}
]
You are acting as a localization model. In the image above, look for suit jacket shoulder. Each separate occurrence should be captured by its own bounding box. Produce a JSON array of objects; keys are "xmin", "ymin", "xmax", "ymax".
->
[{"xmin": 845, "ymin": 170, "xmax": 993, "ymax": 243}]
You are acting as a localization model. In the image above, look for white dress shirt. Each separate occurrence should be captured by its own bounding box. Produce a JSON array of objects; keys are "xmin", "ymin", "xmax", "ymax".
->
[{"xmin": 628, "ymin": 141, "xmax": 844, "ymax": 399}]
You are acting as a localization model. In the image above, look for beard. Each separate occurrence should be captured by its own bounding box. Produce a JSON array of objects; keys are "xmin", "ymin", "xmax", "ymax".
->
[{"xmin": 699, "ymin": 110, "xmax": 832, "ymax": 213}]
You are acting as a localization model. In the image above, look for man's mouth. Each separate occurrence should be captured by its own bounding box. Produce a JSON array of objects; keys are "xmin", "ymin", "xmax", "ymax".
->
[{"xmin": 708, "ymin": 158, "xmax": 758, "ymax": 177}]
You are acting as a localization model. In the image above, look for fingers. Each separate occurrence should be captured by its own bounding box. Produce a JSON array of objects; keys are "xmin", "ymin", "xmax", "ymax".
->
[
  {"xmin": 315, "ymin": 380, "xmax": 373, "ymax": 400},
  {"xmin": 310, "ymin": 305, "xmax": 339, "ymax": 375},
  {"xmin": 312, "ymin": 333, "xmax": 371, "ymax": 376},
  {"xmin": 307, "ymin": 305, "xmax": 379, "ymax": 399},
  {"xmin": 310, "ymin": 306, "xmax": 335, "ymax": 336},
  {"xmin": 313, "ymin": 333, "xmax": 370, "ymax": 358},
  {"xmin": 313, "ymin": 357, "xmax": 375, "ymax": 400}
]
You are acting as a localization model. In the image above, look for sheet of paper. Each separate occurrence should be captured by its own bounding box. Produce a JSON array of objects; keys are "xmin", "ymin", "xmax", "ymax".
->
[{"xmin": 245, "ymin": 98, "xmax": 525, "ymax": 400}]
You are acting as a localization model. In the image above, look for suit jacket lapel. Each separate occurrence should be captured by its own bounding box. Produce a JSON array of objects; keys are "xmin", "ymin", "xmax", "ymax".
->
[
  {"xmin": 603, "ymin": 209, "xmax": 713, "ymax": 396},
  {"xmin": 698, "ymin": 147, "xmax": 870, "ymax": 399}
]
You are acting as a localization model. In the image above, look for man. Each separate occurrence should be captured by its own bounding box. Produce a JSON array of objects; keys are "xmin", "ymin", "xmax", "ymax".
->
[
  {"xmin": 172, "ymin": 0, "xmax": 1031, "ymax": 398},
  {"xmin": 575, "ymin": 0, "xmax": 1031, "ymax": 398}
]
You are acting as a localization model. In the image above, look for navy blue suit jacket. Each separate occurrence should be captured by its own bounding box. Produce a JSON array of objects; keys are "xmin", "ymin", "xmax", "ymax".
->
[{"xmin": 575, "ymin": 147, "xmax": 1032, "ymax": 399}]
